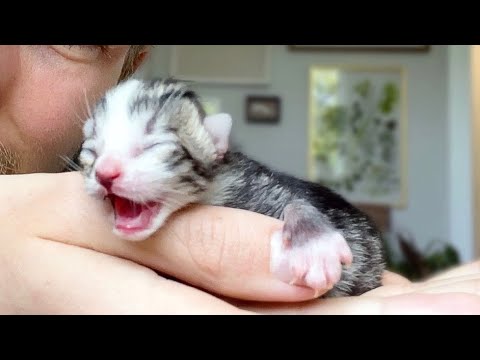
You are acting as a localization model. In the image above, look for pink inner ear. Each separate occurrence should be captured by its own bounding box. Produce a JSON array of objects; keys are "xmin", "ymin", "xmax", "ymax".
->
[{"xmin": 203, "ymin": 113, "xmax": 233, "ymax": 157}]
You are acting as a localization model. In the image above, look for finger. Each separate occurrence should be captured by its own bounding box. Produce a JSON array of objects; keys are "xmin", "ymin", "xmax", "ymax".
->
[
  {"xmin": 24, "ymin": 172, "xmax": 318, "ymax": 303},
  {"xmin": 381, "ymin": 270, "xmax": 411, "ymax": 286},
  {"xmin": 149, "ymin": 205, "xmax": 318, "ymax": 302},
  {"xmin": 236, "ymin": 293, "xmax": 480, "ymax": 315},
  {"xmin": 425, "ymin": 261, "xmax": 480, "ymax": 282},
  {"xmin": 5, "ymin": 236, "xmax": 253, "ymax": 315},
  {"xmin": 412, "ymin": 276, "xmax": 480, "ymax": 295},
  {"xmin": 359, "ymin": 272, "xmax": 480, "ymax": 299},
  {"xmin": 359, "ymin": 271, "xmax": 413, "ymax": 298}
]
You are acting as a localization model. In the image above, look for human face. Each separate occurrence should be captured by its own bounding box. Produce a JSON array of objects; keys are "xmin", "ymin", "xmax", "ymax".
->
[{"xmin": 0, "ymin": 45, "xmax": 134, "ymax": 175}]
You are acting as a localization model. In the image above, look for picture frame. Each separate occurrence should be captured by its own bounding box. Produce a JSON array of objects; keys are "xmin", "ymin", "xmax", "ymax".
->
[
  {"xmin": 245, "ymin": 95, "xmax": 281, "ymax": 124},
  {"xmin": 170, "ymin": 45, "xmax": 272, "ymax": 85},
  {"xmin": 308, "ymin": 64, "xmax": 408, "ymax": 208},
  {"xmin": 289, "ymin": 45, "xmax": 430, "ymax": 52}
]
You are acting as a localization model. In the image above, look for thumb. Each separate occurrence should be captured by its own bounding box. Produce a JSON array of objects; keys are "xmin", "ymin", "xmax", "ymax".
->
[{"xmin": 144, "ymin": 204, "xmax": 318, "ymax": 302}]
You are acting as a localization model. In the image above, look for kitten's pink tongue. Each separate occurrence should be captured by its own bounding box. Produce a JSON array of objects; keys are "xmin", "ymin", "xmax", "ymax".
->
[{"xmin": 110, "ymin": 195, "xmax": 159, "ymax": 233}]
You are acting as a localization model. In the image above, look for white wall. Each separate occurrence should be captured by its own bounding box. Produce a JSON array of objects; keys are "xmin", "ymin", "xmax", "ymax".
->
[
  {"xmin": 138, "ymin": 45, "xmax": 474, "ymax": 261},
  {"xmin": 447, "ymin": 45, "xmax": 474, "ymax": 262}
]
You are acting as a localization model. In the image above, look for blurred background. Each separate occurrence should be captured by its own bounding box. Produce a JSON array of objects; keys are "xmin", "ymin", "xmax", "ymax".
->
[{"xmin": 134, "ymin": 45, "xmax": 480, "ymax": 280}]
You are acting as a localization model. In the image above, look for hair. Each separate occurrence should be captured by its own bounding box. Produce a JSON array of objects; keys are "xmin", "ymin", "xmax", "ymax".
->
[{"xmin": 119, "ymin": 45, "xmax": 150, "ymax": 81}]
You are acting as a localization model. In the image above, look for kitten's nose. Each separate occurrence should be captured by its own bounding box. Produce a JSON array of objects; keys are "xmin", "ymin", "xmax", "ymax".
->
[{"xmin": 95, "ymin": 160, "xmax": 122, "ymax": 191}]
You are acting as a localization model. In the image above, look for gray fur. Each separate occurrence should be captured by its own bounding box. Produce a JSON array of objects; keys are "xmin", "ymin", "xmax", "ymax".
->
[{"xmin": 203, "ymin": 152, "xmax": 385, "ymax": 297}]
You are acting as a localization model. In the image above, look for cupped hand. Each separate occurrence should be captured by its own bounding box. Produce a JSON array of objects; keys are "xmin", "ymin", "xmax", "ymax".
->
[
  {"xmin": 0, "ymin": 171, "xmax": 317, "ymax": 314},
  {"xmin": 0, "ymin": 234, "xmax": 255, "ymax": 314},
  {"xmin": 20, "ymin": 171, "xmax": 319, "ymax": 303},
  {"xmin": 2, "ymin": 171, "xmax": 480, "ymax": 314},
  {"xmin": 0, "ymin": 172, "xmax": 256, "ymax": 314}
]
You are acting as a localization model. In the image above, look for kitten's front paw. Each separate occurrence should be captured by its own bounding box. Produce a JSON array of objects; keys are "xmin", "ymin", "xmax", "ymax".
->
[
  {"xmin": 270, "ymin": 230, "xmax": 352, "ymax": 296},
  {"xmin": 270, "ymin": 200, "xmax": 353, "ymax": 297}
]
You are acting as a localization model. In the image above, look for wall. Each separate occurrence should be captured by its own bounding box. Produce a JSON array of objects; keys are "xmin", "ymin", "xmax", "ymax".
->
[
  {"xmin": 138, "ymin": 45, "xmax": 468, "ymax": 260},
  {"xmin": 471, "ymin": 46, "xmax": 480, "ymax": 259},
  {"xmin": 447, "ymin": 46, "xmax": 474, "ymax": 262}
]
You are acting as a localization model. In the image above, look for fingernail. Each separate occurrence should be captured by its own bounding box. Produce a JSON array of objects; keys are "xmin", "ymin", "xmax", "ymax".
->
[{"xmin": 259, "ymin": 278, "xmax": 318, "ymax": 302}]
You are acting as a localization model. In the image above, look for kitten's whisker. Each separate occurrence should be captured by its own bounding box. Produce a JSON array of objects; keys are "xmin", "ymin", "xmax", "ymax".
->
[
  {"xmin": 162, "ymin": 196, "xmax": 190, "ymax": 209},
  {"xmin": 59, "ymin": 154, "xmax": 82, "ymax": 172},
  {"xmin": 152, "ymin": 187, "xmax": 185, "ymax": 196},
  {"xmin": 83, "ymin": 88, "xmax": 93, "ymax": 119},
  {"xmin": 163, "ymin": 199, "xmax": 188, "ymax": 212},
  {"xmin": 72, "ymin": 110, "xmax": 88, "ymax": 130}
]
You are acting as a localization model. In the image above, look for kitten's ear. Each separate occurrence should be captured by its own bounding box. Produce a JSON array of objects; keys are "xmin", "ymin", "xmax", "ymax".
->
[{"xmin": 203, "ymin": 113, "xmax": 232, "ymax": 159}]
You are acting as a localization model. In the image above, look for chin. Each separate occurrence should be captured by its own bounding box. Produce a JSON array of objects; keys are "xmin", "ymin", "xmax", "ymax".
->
[
  {"xmin": 83, "ymin": 176, "xmax": 184, "ymax": 242},
  {"xmin": 111, "ymin": 206, "xmax": 174, "ymax": 242}
]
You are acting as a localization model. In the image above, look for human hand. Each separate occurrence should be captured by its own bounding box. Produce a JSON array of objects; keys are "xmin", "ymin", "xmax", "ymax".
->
[
  {"xmin": 3, "ymin": 171, "xmax": 479, "ymax": 314},
  {"xmin": 0, "ymin": 171, "xmax": 317, "ymax": 314},
  {"xmin": 234, "ymin": 262, "xmax": 480, "ymax": 315},
  {"xmin": 0, "ymin": 173, "xmax": 259, "ymax": 314},
  {"xmin": 25, "ymin": 172, "xmax": 325, "ymax": 303}
]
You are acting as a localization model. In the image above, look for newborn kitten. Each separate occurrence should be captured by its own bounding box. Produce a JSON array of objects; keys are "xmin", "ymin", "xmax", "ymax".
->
[{"xmin": 77, "ymin": 78, "xmax": 385, "ymax": 298}]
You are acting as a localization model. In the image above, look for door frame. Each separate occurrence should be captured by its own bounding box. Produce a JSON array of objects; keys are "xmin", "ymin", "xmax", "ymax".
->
[{"xmin": 471, "ymin": 46, "xmax": 480, "ymax": 258}]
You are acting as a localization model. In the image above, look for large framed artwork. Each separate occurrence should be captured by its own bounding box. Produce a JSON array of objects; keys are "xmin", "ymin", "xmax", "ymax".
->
[
  {"xmin": 308, "ymin": 65, "xmax": 408, "ymax": 208},
  {"xmin": 289, "ymin": 45, "xmax": 430, "ymax": 52}
]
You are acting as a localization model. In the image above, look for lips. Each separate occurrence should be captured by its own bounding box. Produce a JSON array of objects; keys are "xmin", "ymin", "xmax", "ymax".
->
[{"xmin": 107, "ymin": 194, "xmax": 162, "ymax": 236}]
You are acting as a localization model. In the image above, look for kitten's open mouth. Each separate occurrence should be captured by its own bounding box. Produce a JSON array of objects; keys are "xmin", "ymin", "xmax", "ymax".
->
[{"xmin": 107, "ymin": 194, "xmax": 162, "ymax": 236}]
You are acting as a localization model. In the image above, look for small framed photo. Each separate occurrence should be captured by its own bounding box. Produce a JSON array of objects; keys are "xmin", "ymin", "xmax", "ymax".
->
[{"xmin": 245, "ymin": 95, "xmax": 281, "ymax": 124}]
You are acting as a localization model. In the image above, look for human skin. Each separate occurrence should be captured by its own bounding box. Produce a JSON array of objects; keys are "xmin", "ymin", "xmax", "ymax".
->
[
  {"xmin": 0, "ymin": 45, "xmax": 136, "ymax": 174},
  {"xmin": 1, "ymin": 171, "xmax": 479, "ymax": 315},
  {"xmin": 1, "ymin": 45, "xmax": 479, "ymax": 314}
]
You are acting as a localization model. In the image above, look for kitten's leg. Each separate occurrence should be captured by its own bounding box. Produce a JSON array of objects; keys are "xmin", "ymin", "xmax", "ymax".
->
[{"xmin": 270, "ymin": 199, "xmax": 353, "ymax": 297}]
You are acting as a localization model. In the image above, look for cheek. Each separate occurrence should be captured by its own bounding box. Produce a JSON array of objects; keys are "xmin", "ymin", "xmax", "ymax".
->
[
  {"xmin": 9, "ymin": 46, "xmax": 127, "ymax": 169},
  {"xmin": 0, "ymin": 46, "xmax": 19, "ymax": 97},
  {"xmin": 14, "ymin": 83, "xmax": 81, "ymax": 145},
  {"xmin": 8, "ymin": 88, "xmax": 81, "ymax": 173}
]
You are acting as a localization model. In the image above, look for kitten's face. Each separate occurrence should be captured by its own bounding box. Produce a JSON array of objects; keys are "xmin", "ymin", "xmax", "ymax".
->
[{"xmin": 78, "ymin": 78, "xmax": 228, "ymax": 241}]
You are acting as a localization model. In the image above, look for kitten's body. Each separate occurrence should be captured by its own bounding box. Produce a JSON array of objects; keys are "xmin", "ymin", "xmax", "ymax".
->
[
  {"xmin": 77, "ymin": 77, "xmax": 385, "ymax": 298},
  {"xmin": 202, "ymin": 152, "xmax": 385, "ymax": 297}
]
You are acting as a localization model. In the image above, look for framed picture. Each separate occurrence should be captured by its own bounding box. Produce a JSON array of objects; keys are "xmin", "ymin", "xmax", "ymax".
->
[
  {"xmin": 245, "ymin": 95, "xmax": 281, "ymax": 124},
  {"xmin": 308, "ymin": 65, "xmax": 408, "ymax": 208},
  {"xmin": 289, "ymin": 45, "xmax": 430, "ymax": 52},
  {"xmin": 170, "ymin": 45, "xmax": 271, "ymax": 85}
]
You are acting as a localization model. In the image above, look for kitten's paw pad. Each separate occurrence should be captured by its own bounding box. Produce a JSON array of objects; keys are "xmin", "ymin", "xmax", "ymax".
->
[{"xmin": 270, "ymin": 230, "xmax": 353, "ymax": 295}]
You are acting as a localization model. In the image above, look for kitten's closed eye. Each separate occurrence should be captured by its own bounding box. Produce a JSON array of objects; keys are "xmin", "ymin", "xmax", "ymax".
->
[
  {"xmin": 143, "ymin": 140, "xmax": 177, "ymax": 152},
  {"xmin": 83, "ymin": 148, "xmax": 97, "ymax": 157}
]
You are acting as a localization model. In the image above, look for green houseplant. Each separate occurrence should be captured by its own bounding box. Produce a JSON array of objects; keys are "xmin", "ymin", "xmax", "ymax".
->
[{"xmin": 383, "ymin": 232, "xmax": 460, "ymax": 281}]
